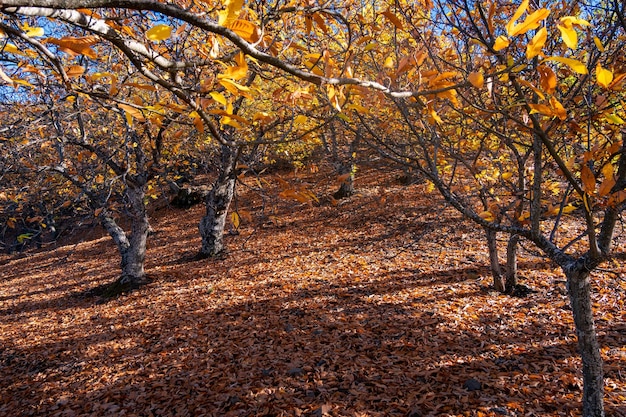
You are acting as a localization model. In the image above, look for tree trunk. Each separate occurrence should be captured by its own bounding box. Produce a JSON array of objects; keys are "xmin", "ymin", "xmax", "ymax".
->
[
  {"xmin": 198, "ymin": 145, "xmax": 237, "ymax": 258},
  {"xmin": 485, "ymin": 228, "xmax": 505, "ymax": 292},
  {"xmin": 333, "ymin": 161, "xmax": 355, "ymax": 200},
  {"xmin": 565, "ymin": 264, "xmax": 605, "ymax": 417},
  {"xmin": 99, "ymin": 183, "xmax": 149, "ymax": 286},
  {"xmin": 505, "ymin": 234, "xmax": 519, "ymax": 291}
]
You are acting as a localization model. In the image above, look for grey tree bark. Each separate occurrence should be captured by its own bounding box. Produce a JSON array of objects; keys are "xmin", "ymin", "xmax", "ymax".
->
[
  {"xmin": 565, "ymin": 262, "xmax": 605, "ymax": 417},
  {"xmin": 198, "ymin": 144, "xmax": 238, "ymax": 258},
  {"xmin": 485, "ymin": 227, "xmax": 505, "ymax": 292},
  {"xmin": 98, "ymin": 181, "xmax": 150, "ymax": 286}
]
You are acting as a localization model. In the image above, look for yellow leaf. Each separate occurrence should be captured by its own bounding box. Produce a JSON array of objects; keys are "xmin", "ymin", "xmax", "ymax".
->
[
  {"xmin": 66, "ymin": 65, "xmax": 85, "ymax": 78},
  {"xmin": 231, "ymin": 212, "xmax": 240, "ymax": 229},
  {"xmin": 517, "ymin": 78, "xmax": 545, "ymax": 100},
  {"xmin": 219, "ymin": 58, "xmax": 248, "ymax": 81},
  {"xmin": 528, "ymin": 103, "xmax": 553, "ymax": 117},
  {"xmin": 146, "ymin": 24, "xmax": 172, "ymax": 42},
  {"xmin": 508, "ymin": 8, "xmax": 550, "ymax": 37},
  {"xmin": 210, "ymin": 91, "xmax": 228, "ymax": 106},
  {"xmin": 22, "ymin": 23, "xmax": 44, "ymax": 37},
  {"xmin": 526, "ymin": 27, "xmax": 547, "ymax": 59},
  {"xmin": 0, "ymin": 66, "xmax": 13, "ymax": 84},
  {"xmin": 468, "ymin": 71, "xmax": 484, "ymax": 88},
  {"xmin": 3, "ymin": 43, "xmax": 19, "ymax": 54},
  {"xmin": 218, "ymin": 0, "xmax": 244, "ymax": 26},
  {"xmin": 294, "ymin": 115, "xmax": 307, "ymax": 125},
  {"xmin": 549, "ymin": 96, "xmax": 567, "ymax": 120},
  {"xmin": 596, "ymin": 64, "xmax": 613, "ymax": 89},
  {"xmin": 219, "ymin": 115, "xmax": 241, "ymax": 129},
  {"xmin": 218, "ymin": 78, "xmax": 251, "ymax": 93},
  {"xmin": 593, "ymin": 37, "xmax": 605, "ymax": 52},
  {"xmin": 383, "ymin": 56, "xmax": 395, "ymax": 69},
  {"xmin": 581, "ymin": 165, "xmax": 596, "ymax": 194},
  {"xmin": 505, "ymin": 0, "xmax": 529, "ymax": 36},
  {"xmin": 557, "ymin": 24, "xmax": 578, "ymax": 49},
  {"xmin": 429, "ymin": 108, "xmax": 442, "ymax": 124},
  {"xmin": 605, "ymin": 113, "xmax": 625, "ymax": 125},
  {"xmin": 327, "ymin": 85, "xmax": 342, "ymax": 111},
  {"xmin": 493, "ymin": 35, "xmax": 510, "ymax": 51},
  {"xmin": 543, "ymin": 56, "xmax": 588, "ymax": 74},
  {"xmin": 382, "ymin": 10, "xmax": 404, "ymax": 30},
  {"xmin": 561, "ymin": 203, "xmax": 578, "ymax": 214},
  {"xmin": 560, "ymin": 16, "xmax": 591, "ymax": 28}
]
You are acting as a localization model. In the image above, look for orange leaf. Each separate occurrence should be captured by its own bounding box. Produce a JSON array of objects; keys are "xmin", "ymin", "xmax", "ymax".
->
[
  {"xmin": 66, "ymin": 65, "xmax": 85, "ymax": 78},
  {"xmin": 580, "ymin": 165, "xmax": 596, "ymax": 194},
  {"xmin": 382, "ymin": 10, "xmax": 404, "ymax": 30},
  {"xmin": 468, "ymin": 72, "xmax": 484, "ymax": 88}
]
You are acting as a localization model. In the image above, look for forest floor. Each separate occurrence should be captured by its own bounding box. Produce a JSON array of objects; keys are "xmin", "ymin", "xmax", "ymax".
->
[{"xmin": 1, "ymin": 164, "xmax": 625, "ymax": 417}]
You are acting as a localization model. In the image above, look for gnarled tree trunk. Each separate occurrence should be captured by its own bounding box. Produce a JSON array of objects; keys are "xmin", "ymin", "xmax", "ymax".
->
[
  {"xmin": 485, "ymin": 228, "xmax": 505, "ymax": 292},
  {"xmin": 99, "ymin": 182, "xmax": 150, "ymax": 286},
  {"xmin": 198, "ymin": 144, "xmax": 237, "ymax": 258},
  {"xmin": 565, "ymin": 262, "xmax": 605, "ymax": 417},
  {"xmin": 505, "ymin": 234, "xmax": 520, "ymax": 291},
  {"xmin": 333, "ymin": 161, "xmax": 355, "ymax": 200}
]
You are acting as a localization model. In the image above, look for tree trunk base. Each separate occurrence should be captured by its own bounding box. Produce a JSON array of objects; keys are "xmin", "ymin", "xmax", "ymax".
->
[
  {"xmin": 88, "ymin": 274, "xmax": 151, "ymax": 299},
  {"xmin": 193, "ymin": 249, "xmax": 228, "ymax": 261}
]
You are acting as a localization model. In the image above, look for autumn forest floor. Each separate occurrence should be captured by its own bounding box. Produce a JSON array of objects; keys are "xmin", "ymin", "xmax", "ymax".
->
[{"xmin": 1, "ymin": 163, "xmax": 625, "ymax": 417}]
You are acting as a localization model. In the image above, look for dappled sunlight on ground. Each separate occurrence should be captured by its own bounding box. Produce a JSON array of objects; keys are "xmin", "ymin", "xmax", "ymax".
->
[{"xmin": 1, "ymin": 167, "xmax": 625, "ymax": 416}]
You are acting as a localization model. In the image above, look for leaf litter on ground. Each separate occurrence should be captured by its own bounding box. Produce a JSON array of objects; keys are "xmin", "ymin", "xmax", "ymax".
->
[{"xmin": 1, "ymin": 165, "xmax": 625, "ymax": 417}]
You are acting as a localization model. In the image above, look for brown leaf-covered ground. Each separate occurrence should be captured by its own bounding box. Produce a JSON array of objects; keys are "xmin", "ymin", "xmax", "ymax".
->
[{"xmin": 1, "ymin": 166, "xmax": 625, "ymax": 417}]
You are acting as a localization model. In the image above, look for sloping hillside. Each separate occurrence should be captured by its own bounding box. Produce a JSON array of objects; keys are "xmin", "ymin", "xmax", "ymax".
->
[{"xmin": 1, "ymin": 167, "xmax": 625, "ymax": 417}]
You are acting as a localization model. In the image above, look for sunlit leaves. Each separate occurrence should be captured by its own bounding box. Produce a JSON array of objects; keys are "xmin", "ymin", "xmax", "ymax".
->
[
  {"xmin": 526, "ymin": 27, "xmax": 547, "ymax": 59},
  {"xmin": 543, "ymin": 56, "xmax": 588, "ymax": 74},
  {"xmin": 47, "ymin": 36, "xmax": 99, "ymax": 58},
  {"xmin": 381, "ymin": 10, "xmax": 404, "ymax": 30},
  {"xmin": 537, "ymin": 65, "xmax": 557, "ymax": 94},
  {"xmin": 528, "ymin": 97, "xmax": 566, "ymax": 121},
  {"xmin": 0, "ymin": 66, "xmax": 13, "ymax": 84},
  {"xmin": 605, "ymin": 113, "xmax": 625, "ymax": 125},
  {"xmin": 65, "ymin": 65, "xmax": 85, "ymax": 78},
  {"xmin": 227, "ymin": 20, "xmax": 259, "ymax": 43},
  {"xmin": 468, "ymin": 72, "xmax": 484, "ymax": 88},
  {"xmin": 593, "ymin": 36, "xmax": 605, "ymax": 52},
  {"xmin": 224, "ymin": 52, "xmax": 248, "ymax": 81},
  {"xmin": 479, "ymin": 210, "xmax": 495, "ymax": 222},
  {"xmin": 596, "ymin": 64, "xmax": 613, "ymax": 89},
  {"xmin": 190, "ymin": 111, "xmax": 204, "ymax": 133},
  {"xmin": 505, "ymin": 0, "xmax": 529, "ymax": 36},
  {"xmin": 218, "ymin": 0, "xmax": 244, "ymax": 26},
  {"xmin": 210, "ymin": 91, "xmax": 228, "ymax": 106},
  {"xmin": 599, "ymin": 164, "xmax": 616, "ymax": 197},
  {"xmin": 493, "ymin": 35, "xmax": 510, "ymax": 51},
  {"xmin": 119, "ymin": 103, "xmax": 145, "ymax": 126},
  {"xmin": 505, "ymin": 0, "xmax": 550, "ymax": 37},
  {"xmin": 557, "ymin": 16, "xmax": 591, "ymax": 49},
  {"xmin": 21, "ymin": 22, "xmax": 44, "ymax": 37},
  {"xmin": 2, "ymin": 43, "xmax": 19, "ymax": 54},
  {"xmin": 327, "ymin": 85, "xmax": 343, "ymax": 111},
  {"xmin": 580, "ymin": 165, "xmax": 595, "ymax": 194},
  {"xmin": 145, "ymin": 24, "xmax": 172, "ymax": 42}
]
